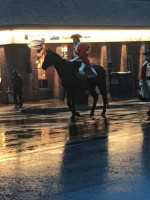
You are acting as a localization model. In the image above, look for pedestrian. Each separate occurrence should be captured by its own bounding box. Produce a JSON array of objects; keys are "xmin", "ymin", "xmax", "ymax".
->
[{"xmin": 12, "ymin": 70, "xmax": 23, "ymax": 109}]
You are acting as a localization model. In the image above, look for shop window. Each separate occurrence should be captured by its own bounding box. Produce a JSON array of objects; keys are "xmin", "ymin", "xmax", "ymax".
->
[
  {"xmin": 39, "ymin": 79, "xmax": 48, "ymax": 88},
  {"xmin": 36, "ymin": 50, "xmax": 48, "ymax": 88},
  {"xmin": 61, "ymin": 44, "xmax": 68, "ymax": 59}
]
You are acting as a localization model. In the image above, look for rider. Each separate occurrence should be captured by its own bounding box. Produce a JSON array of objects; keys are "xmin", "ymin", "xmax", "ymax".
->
[
  {"xmin": 70, "ymin": 34, "xmax": 90, "ymax": 75},
  {"xmin": 139, "ymin": 50, "xmax": 150, "ymax": 116}
]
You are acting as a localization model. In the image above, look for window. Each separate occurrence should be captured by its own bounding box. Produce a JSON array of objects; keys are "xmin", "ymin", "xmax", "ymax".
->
[
  {"xmin": 61, "ymin": 44, "xmax": 68, "ymax": 59},
  {"xmin": 36, "ymin": 49, "xmax": 48, "ymax": 88}
]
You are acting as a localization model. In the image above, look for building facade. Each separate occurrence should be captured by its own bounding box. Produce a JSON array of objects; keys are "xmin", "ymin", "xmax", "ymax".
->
[{"xmin": 0, "ymin": 0, "xmax": 150, "ymax": 103}]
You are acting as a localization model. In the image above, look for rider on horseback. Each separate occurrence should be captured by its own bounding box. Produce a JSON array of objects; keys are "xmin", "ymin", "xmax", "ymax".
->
[{"xmin": 70, "ymin": 34, "xmax": 91, "ymax": 76}]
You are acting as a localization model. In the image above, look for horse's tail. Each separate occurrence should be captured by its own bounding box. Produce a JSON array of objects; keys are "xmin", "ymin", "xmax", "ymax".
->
[
  {"xmin": 96, "ymin": 65, "xmax": 108, "ymax": 106},
  {"xmin": 103, "ymin": 69, "xmax": 109, "ymax": 106}
]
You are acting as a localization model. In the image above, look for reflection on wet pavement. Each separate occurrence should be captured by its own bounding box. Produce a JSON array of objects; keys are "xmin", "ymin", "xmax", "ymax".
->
[
  {"xmin": 0, "ymin": 105, "xmax": 149, "ymax": 162},
  {"xmin": 0, "ymin": 111, "xmax": 110, "ymax": 161},
  {"xmin": 1, "ymin": 104, "xmax": 150, "ymax": 199}
]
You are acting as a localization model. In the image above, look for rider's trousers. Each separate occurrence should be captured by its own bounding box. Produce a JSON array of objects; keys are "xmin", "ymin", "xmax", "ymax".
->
[{"xmin": 79, "ymin": 63, "xmax": 86, "ymax": 75}]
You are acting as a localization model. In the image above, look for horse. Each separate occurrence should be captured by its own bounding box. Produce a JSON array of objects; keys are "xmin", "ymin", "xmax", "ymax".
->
[{"xmin": 42, "ymin": 49, "xmax": 108, "ymax": 121}]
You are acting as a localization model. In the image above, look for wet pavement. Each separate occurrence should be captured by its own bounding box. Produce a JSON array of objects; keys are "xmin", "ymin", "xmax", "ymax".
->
[{"xmin": 0, "ymin": 98, "xmax": 150, "ymax": 199}]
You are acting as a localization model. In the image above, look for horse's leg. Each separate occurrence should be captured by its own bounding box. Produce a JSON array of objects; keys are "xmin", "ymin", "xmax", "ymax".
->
[
  {"xmin": 98, "ymin": 83, "xmax": 108, "ymax": 117},
  {"xmin": 89, "ymin": 88, "xmax": 98, "ymax": 117},
  {"xmin": 147, "ymin": 103, "xmax": 150, "ymax": 117},
  {"xmin": 72, "ymin": 94, "xmax": 80, "ymax": 118},
  {"xmin": 67, "ymin": 93, "xmax": 79, "ymax": 121},
  {"xmin": 66, "ymin": 93, "xmax": 72, "ymax": 111}
]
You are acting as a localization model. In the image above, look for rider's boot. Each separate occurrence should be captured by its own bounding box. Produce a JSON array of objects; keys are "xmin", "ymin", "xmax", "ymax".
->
[
  {"xmin": 79, "ymin": 63, "xmax": 86, "ymax": 75},
  {"xmin": 91, "ymin": 67, "xmax": 97, "ymax": 76}
]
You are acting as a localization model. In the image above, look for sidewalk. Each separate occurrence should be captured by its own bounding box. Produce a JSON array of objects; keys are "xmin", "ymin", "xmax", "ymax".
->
[{"xmin": 0, "ymin": 96, "xmax": 147, "ymax": 115}]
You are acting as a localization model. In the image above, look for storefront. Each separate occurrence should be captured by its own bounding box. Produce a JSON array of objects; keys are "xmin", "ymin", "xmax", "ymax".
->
[
  {"xmin": 0, "ymin": 0, "xmax": 150, "ymax": 104},
  {"xmin": 0, "ymin": 29, "xmax": 150, "ymax": 104}
]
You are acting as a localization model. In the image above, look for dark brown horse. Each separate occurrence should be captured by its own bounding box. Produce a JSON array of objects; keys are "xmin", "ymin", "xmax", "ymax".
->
[{"xmin": 42, "ymin": 49, "xmax": 108, "ymax": 121}]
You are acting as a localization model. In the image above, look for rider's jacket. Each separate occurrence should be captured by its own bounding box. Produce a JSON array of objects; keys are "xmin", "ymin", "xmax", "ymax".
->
[
  {"xmin": 71, "ymin": 42, "xmax": 90, "ymax": 64},
  {"xmin": 140, "ymin": 60, "xmax": 150, "ymax": 80}
]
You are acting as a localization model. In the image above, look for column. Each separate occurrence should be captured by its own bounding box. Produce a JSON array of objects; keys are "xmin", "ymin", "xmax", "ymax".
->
[
  {"xmin": 100, "ymin": 43, "xmax": 110, "ymax": 93},
  {"xmin": 29, "ymin": 49, "xmax": 39, "ymax": 101},
  {"xmin": 0, "ymin": 47, "xmax": 8, "ymax": 103},
  {"xmin": 138, "ymin": 42, "xmax": 145, "ymax": 79},
  {"xmin": 120, "ymin": 42, "xmax": 127, "ymax": 72},
  {"xmin": 52, "ymin": 46, "xmax": 62, "ymax": 99}
]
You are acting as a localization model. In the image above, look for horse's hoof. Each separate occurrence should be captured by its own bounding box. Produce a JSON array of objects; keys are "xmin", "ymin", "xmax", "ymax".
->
[
  {"xmin": 90, "ymin": 113, "xmax": 94, "ymax": 117},
  {"xmin": 75, "ymin": 112, "xmax": 80, "ymax": 117},
  {"xmin": 101, "ymin": 112, "xmax": 105, "ymax": 118},
  {"xmin": 147, "ymin": 110, "xmax": 150, "ymax": 116},
  {"xmin": 70, "ymin": 116, "xmax": 75, "ymax": 122},
  {"xmin": 146, "ymin": 117, "xmax": 150, "ymax": 121}
]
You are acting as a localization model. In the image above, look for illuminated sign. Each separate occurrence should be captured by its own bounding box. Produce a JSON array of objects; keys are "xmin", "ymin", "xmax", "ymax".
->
[
  {"xmin": 1, "ymin": 29, "xmax": 150, "ymax": 45},
  {"xmin": 28, "ymin": 40, "xmax": 44, "ymax": 50},
  {"xmin": 50, "ymin": 35, "xmax": 60, "ymax": 40},
  {"xmin": 61, "ymin": 36, "xmax": 70, "ymax": 40},
  {"xmin": 83, "ymin": 36, "xmax": 91, "ymax": 39}
]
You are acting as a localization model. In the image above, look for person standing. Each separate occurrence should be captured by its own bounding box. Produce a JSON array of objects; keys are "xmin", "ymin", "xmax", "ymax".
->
[
  {"xmin": 70, "ymin": 34, "xmax": 90, "ymax": 75},
  {"xmin": 139, "ymin": 50, "xmax": 150, "ymax": 85},
  {"xmin": 139, "ymin": 50, "xmax": 150, "ymax": 117},
  {"xmin": 12, "ymin": 70, "xmax": 23, "ymax": 109}
]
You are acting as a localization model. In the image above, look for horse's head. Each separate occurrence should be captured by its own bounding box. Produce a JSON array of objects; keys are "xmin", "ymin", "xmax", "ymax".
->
[{"xmin": 42, "ymin": 49, "xmax": 55, "ymax": 70}]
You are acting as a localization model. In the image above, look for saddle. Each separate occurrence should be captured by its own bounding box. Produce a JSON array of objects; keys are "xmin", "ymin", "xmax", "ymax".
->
[{"xmin": 77, "ymin": 64, "xmax": 97, "ymax": 80}]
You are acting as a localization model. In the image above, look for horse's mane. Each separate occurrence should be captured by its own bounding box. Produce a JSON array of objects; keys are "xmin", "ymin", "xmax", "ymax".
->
[
  {"xmin": 56, "ymin": 51, "xmax": 80, "ymax": 64},
  {"xmin": 51, "ymin": 50, "xmax": 81, "ymax": 71}
]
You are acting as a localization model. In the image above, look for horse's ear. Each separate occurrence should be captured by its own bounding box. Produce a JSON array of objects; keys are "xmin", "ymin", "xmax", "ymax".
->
[
  {"xmin": 47, "ymin": 48, "xmax": 54, "ymax": 54},
  {"xmin": 46, "ymin": 49, "xmax": 52, "ymax": 53}
]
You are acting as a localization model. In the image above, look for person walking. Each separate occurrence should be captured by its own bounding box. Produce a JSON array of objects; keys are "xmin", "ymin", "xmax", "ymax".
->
[{"xmin": 12, "ymin": 70, "xmax": 23, "ymax": 109}]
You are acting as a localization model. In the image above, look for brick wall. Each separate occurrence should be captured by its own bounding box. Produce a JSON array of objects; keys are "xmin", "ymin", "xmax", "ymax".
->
[
  {"xmin": 120, "ymin": 42, "xmax": 127, "ymax": 72},
  {"xmin": 0, "ymin": 47, "xmax": 8, "ymax": 103},
  {"xmin": 0, "ymin": 44, "xmax": 39, "ymax": 103},
  {"xmin": 90, "ymin": 43, "xmax": 101, "ymax": 64},
  {"xmin": 29, "ymin": 49, "xmax": 39, "ymax": 101},
  {"xmin": 45, "ymin": 44, "xmax": 57, "ymax": 98}
]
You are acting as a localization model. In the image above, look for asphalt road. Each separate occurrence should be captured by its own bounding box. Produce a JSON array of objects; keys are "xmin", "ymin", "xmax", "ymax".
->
[{"xmin": 0, "ymin": 104, "xmax": 150, "ymax": 200}]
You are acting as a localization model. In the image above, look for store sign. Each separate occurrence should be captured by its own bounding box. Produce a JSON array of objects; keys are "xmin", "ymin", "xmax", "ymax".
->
[
  {"xmin": 28, "ymin": 40, "xmax": 43, "ymax": 50},
  {"xmin": 83, "ymin": 35, "xmax": 91, "ymax": 39},
  {"xmin": 61, "ymin": 36, "xmax": 70, "ymax": 40},
  {"xmin": 50, "ymin": 35, "xmax": 60, "ymax": 40}
]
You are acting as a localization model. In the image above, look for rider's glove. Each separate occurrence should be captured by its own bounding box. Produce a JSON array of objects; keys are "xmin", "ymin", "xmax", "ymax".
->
[
  {"xmin": 139, "ymin": 81, "xmax": 143, "ymax": 87},
  {"xmin": 70, "ymin": 56, "xmax": 79, "ymax": 62}
]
